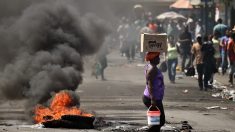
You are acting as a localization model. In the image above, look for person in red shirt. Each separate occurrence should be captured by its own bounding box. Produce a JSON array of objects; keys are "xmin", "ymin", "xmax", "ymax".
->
[
  {"xmin": 148, "ymin": 21, "xmax": 157, "ymax": 33},
  {"xmin": 227, "ymin": 32, "xmax": 235, "ymax": 85}
]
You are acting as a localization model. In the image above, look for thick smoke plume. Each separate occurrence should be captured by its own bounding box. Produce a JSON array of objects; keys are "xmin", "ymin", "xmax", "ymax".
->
[{"xmin": 0, "ymin": 0, "xmax": 109, "ymax": 107}]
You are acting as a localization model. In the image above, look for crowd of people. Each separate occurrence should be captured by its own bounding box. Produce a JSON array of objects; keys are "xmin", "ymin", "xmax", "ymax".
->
[
  {"xmin": 92, "ymin": 8, "xmax": 235, "ymax": 131},
  {"xmin": 116, "ymin": 16, "xmax": 235, "ymax": 131},
  {"xmin": 90, "ymin": 2, "xmax": 235, "ymax": 91},
  {"xmin": 191, "ymin": 19, "xmax": 235, "ymax": 90},
  {"xmin": 115, "ymin": 13, "xmax": 235, "ymax": 89}
]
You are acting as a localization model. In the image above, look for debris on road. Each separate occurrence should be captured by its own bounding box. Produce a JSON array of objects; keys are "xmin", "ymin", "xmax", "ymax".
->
[
  {"xmin": 181, "ymin": 121, "xmax": 193, "ymax": 132},
  {"xmin": 182, "ymin": 89, "xmax": 188, "ymax": 94},
  {"xmin": 205, "ymin": 106, "xmax": 220, "ymax": 110},
  {"xmin": 203, "ymin": 113, "xmax": 216, "ymax": 116},
  {"xmin": 211, "ymin": 93, "xmax": 221, "ymax": 98},
  {"xmin": 136, "ymin": 126, "xmax": 149, "ymax": 131},
  {"xmin": 176, "ymin": 74, "xmax": 184, "ymax": 79},
  {"xmin": 212, "ymin": 93, "xmax": 221, "ymax": 98},
  {"xmin": 211, "ymin": 80, "xmax": 235, "ymax": 101},
  {"xmin": 205, "ymin": 106, "xmax": 228, "ymax": 110},
  {"xmin": 161, "ymin": 125, "xmax": 180, "ymax": 132},
  {"xmin": 137, "ymin": 64, "xmax": 145, "ymax": 67},
  {"xmin": 221, "ymin": 89, "xmax": 235, "ymax": 100},
  {"xmin": 19, "ymin": 124, "xmax": 44, "ymax": 129},
  {"xmin": 220, "ymin": 107, "xmax": 228, "ymax": 110}
]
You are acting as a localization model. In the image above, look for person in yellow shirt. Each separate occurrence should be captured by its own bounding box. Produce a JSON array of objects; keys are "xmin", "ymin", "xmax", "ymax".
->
[
  {"xmin": 212, "ymin": 31, "xmax": 221, "ymax": 71},
  {"xmin": 166, "ymin": 35, "xmax": 179, "ymax": 83}
]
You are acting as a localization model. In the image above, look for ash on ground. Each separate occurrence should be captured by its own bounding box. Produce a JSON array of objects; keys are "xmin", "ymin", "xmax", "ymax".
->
[{"xmin": 94, "ymin": 117, "xmax": 183, "ymax": 132}]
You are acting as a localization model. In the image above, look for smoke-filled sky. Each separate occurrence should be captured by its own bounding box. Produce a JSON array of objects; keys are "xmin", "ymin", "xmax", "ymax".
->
[
  {"xmin": 0, "ymin": 0, "xmax": 132, "ymax": 24},
  {"xmin": 0, "ymin": 0, "xmax": 110, "ymax": 108}
]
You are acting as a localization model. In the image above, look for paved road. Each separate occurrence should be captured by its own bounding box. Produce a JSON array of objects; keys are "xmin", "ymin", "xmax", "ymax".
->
[{"xmin": 0, "ymin": 49, "xmax": 234, "ymax": 132}]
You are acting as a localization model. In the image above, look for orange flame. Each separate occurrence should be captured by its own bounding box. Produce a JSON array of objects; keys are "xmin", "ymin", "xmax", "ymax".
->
[{"xmin": 34, "ymin": 91, "xmax": 93, "ymax": 124}]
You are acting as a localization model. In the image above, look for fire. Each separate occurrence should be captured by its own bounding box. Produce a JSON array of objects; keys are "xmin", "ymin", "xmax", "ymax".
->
[{"xmin": 34, "ymin": 91, "xmax": 93, "ymax": 124}]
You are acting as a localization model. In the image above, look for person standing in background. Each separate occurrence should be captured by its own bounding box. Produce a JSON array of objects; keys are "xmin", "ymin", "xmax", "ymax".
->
[
  {"xmin": 168, "ymin": 21, "xmax": 179, "ymax": 44},
  {"xmin": 139, "ymin": 22, "xmax": 154, "ymax": 62},
  {"xmin": 220, "ymin": 29, "xmax": 230, "ymax": 75},
  {"xmin": 148, "ymin": 20, "xmax": 157, "ymax": 33},
  {"xmin": 96, "ymin": 44, "xmax": 108, "ymax": 81},
  {"xmin": 178, "ymin": 26, "xmax": 193, "ymax": 72},
  {"xmin": 227, "ymin": 32, "xmax": 235, "ymax": 85},
  {"xmin": 125, "ymin": 22, "xmax": 139, "ymax": 63},
  {"xmin": 201, "ymin": 36, "xmax": 215, "ymax": 91},
  {"xmin": 167, "ymin": 20, "xmax": 173, "ymax": 36},
  {"xmin": 166, "ymin": 35, "xmax": 179, "ymax": 83},
  {"xmin": 209, "ymin": 32, "xmax": 221, "ymax": 85},
  {"xmin": 212, "ymin": 31, "xmax": 221, "ymax": 71},
  {"xmin": 195, "ymin": 20, "xmax": 203, "ymax": 40},
  {"xmin": 213, "ymin": 18, "xmax": 227, "ymax": 38},
  {"xmin": 117, "ymin": 18, "xmax": 129, "ymax": 57},
  {"xmin": 191, "ymin": 36, "xmax": 204, "ymax": 90}
]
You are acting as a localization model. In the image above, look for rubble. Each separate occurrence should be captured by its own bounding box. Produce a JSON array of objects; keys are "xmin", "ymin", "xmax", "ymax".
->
[
  {"xmin": 161, "ymin": 125, "xmax": 180, "ymax": 132},
  {"xmin": 19, "ymin": 124, "xmax": 44, "ymax": 129},
  {"xmin": 176, "ymin": 74, "xmax": 184, "ymax": 79},
  {"xmin": 205, "ymin": 106, "xmax": 220, "ymax": 110},
  {"xmin": 220, "ymin": 107, "xmax": 228, "ymax": 110},
  {"xmin": 42, "ymin": 115, "xmax": 95, "ymax": 129},
  {"xmin": 205, "ymin": 106, "xmax": 228, "ymax": 110},
  {"xmin": 212, "ymin": 93, "xmax": 220, "ymax": 98},
  {"xmin": 180, "ymin": 121, "xmax": 193, "ymax": 132},
  {"xmin": 182, "ymin": 89, "xmax": 188, "ymax": 94},
  {"xmin": 211, "ymin": 80, "xmax": 235, "ymax": 101}
]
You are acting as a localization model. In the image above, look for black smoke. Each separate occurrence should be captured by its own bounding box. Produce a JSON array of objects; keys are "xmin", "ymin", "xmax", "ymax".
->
[{"xmin": 0, "ymin": 0, "xmax": 109, "ymax": 108}]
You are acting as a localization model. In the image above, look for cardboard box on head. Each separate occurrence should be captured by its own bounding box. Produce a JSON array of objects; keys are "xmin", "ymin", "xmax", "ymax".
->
[{"xmin": 140, "ymin": 33, "xmax": 167, "ymax": 52}]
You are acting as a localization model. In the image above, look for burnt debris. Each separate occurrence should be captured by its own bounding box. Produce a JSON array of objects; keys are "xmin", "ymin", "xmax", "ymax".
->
[{"xmin": 42, "ymin": 115, "xmax": 95, "ymax": 129}]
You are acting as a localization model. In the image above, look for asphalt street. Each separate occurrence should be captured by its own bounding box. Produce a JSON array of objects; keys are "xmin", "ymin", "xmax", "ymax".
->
[{"xmin": 0, "ymin": 49, "xmax": 234, "ymax": 132}]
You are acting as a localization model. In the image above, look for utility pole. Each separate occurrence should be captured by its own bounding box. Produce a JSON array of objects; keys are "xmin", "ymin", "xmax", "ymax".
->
[
  {"xmin": 204, "ymin": 0, "xmax": 209, "ymax": 35},
  {"xmin": 202, "ymin": 0, "xmax": 215, "ymax": 35}
]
